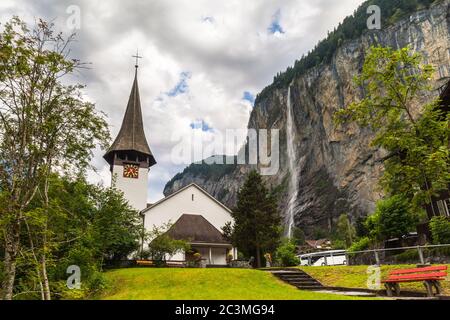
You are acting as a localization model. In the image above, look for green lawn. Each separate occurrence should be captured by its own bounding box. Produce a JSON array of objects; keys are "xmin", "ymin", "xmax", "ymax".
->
[
  {"xmin": 299, "ymin": 265, "xmax": 450, "ymax": 295},
  {"xmin": 97, "ymin": 268, "xmax": 371, "ymax": 300}
]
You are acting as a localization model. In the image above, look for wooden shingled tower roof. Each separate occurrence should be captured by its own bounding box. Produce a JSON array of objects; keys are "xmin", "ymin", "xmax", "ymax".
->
[{"xmin": 103, "ymin": 67, "xmax": 156, "ymax": 167}]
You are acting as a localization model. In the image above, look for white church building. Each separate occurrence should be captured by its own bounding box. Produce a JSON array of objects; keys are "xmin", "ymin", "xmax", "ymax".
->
[{"xmin": 103, "ymin": 64, "xmax": 236, "ymax": 266}]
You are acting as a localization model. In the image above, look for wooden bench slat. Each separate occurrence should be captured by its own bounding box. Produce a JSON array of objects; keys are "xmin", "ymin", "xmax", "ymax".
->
[
  {"xmin": 386, "ymin": 272, "xmax": 447, "ymax": 281},
  {"xmin": 384, "ymin": 274, "xmax": 447, "ymax": 282},
  {"xmin": 384, "ymin": 277, "xmax": 445, "ymax": 283},
  {"xmin": 136, "ymin": 260, "xmax": 154, "ymax": 265},
  {"xmin": 389, "ymin": 266, "xmax": 447, "ymax": 275}
]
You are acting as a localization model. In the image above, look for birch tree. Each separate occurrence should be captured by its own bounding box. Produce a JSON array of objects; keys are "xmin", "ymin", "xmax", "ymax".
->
[{"xmin": 0, "ymin": 17, "xmax": 109, "ymax": 300}]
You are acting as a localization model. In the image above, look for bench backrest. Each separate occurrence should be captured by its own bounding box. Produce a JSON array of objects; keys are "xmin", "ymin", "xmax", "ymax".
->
[
  {"xmin": 389, "ymin": 265, "xmax": 447, "ymax": 276},
  {"xmin": 136, "ymin": 260, "xmax": 154, "ymax": 265}
]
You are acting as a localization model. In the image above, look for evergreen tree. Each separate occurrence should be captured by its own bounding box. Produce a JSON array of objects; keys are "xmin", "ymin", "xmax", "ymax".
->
[
  {"xmin": 336, "ymin": 214, "xmax": 356, "ymax": 248},
  {"xmin": 225, "ymin": 170, "xmax": 282, "ymax": 268},
  {"xmin": 292, "ymin": 227, "xmax": 306, "ymax": 246}
]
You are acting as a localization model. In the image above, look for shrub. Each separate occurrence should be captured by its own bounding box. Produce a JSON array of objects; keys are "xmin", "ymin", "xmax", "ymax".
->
[
  {"xmin": 429, "ymin": 216, "xmax": 450, "ymax": 244},
  {"xmin": 193, "ymin": 252, "xmax": 202, "ymax": 261},
  {"xmin": 312, "ymin": 227, "xmax": 328, "ymax": 240},
  {"xmin": 367, "ymin": 195, "xmax": 417, "ymax": 241},
  {"xmin": 0, "ymin": 259, "xmax": 4, "ymax": 286},
  {"xmin": 50, "ymin": 281, "xmax": 88, "ymax": 300},
  {"xmin": 336, "ymin": 214, "xmax": 356, "ymax": 248},
  {"xmin": 275, "ymin": 240, "xmax": 300, "ymax": 267},
  {"xmin": 430, "ymin": 246, "xmax": 450, "ymax": 256},
  {"xmin": 332, "ymin": 239, "xmax": 346, "ymax": 250},
  {"xmin": 348, "ymin": 237, "xmax": 371, "ymax": 253},
  {"xmin": 292, "ymin": 227, "xmax": 306, "ymax": 246},
  {"xmin": 87, "ymin": 271, "xmax": 108, "ymax": 295},
  {"xmin": 145, "ymin": 223, "xmax": 190, "ymax": 264},
  {"xmin": 394, "ymin": 249, "xmax": 419, "ymax": 263}
]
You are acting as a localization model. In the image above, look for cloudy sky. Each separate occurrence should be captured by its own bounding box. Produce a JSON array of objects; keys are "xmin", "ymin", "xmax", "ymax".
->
[{"xmin": 1, "ymin": 0, "xmax": 364, "ymax": 202}]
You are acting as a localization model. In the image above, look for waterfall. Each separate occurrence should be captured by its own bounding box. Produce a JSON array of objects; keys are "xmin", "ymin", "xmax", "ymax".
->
[{"xmin": 286, "ymin": 86, "xmax": 299, "ymax": 239}]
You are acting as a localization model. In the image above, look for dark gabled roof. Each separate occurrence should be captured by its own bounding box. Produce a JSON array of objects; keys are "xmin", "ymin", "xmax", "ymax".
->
[
  {"xmin": 165, "ymin": 214, "xmax": 230, "ymax": 244},
  {"xmin": 305, "ymin": 239, "xmax": 330, "ymax": 248},
  {"xmin": 104, "ymin": 68, "xmax": 156, "ymax": 166}
]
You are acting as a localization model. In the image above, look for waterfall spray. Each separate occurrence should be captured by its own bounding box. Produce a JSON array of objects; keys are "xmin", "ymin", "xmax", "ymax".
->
[{"xmin": 286, "ymin": 86, "xmax": 299, "ymax": 239}]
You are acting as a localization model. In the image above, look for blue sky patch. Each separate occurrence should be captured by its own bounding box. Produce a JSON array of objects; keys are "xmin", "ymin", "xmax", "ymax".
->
[
  {"xmin": 167, "ymin": 71, "xmax": 191, "ymax": 97},
  {"xmin": 242, "ymin": 91, "xmax": 255, "ymax": 105},
  {"xmin": 268, "ymin": 9, "xmax": 285, "ymax": 34},
  {"xmin": 190, "ymin": 119, "xmax": 213, "ymax": 132}
]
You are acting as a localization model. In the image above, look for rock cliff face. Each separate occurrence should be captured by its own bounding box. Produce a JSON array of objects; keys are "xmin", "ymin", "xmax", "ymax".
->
[{"xmin": 164, "ymin": 1, "xmax": 450, "ymax": 236}]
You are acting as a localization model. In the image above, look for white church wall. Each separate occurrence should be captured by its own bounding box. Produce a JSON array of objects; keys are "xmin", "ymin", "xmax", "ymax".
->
[
  {"xmin": 142, "ymin": 185, "xmax": 232, "ymax": 233},
  {"xmin": 141, "ymin": 184, "xmax": 235, "ymax": 265},
  {"xmin": 112, "ymin": 165, "xmax": 148, "ymax": 211}
]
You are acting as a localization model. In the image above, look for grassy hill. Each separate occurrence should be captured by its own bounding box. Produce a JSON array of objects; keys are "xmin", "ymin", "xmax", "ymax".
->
[
  {"xmin": 299, "ymin": 265, "xmax": 450, "ymax": 295},
  {"xmin": 97, "ymin": 268, "xmax": 370, "ymax": 300}
]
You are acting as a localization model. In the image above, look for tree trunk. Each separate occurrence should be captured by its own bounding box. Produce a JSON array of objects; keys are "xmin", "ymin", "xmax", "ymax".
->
[
  {"xmin": 2, "ymin": 220, "xmax": 21, "ymax": 300},
  {"xmin": 40, "ymin": 256, "xmax": 51, "ymax": 300},
  {"xmin": 255, "ymin": 245, "xmax": 261, "ymax": 269},
  {"xmin": 23, "ymin": 217, "xmax": 45, "ymax": 299},
  {"xmin": 40, "ymin": 180, "xmax": 51, "ymax": 300}
]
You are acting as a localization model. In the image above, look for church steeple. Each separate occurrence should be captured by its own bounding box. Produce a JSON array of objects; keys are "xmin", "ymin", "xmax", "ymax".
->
[
  {"xmin": 103, "ymin": 66, "xmax": 156, "ymax": 168},
  {"xmin": 103, "ymin": 61, "xmax": 156, "ymax": 211}
]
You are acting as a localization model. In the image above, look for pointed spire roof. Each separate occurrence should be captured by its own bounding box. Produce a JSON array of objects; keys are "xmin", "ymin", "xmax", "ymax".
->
[{"xmin": 103, "ymin": 68, "xmax": 156, "ymax": 166}]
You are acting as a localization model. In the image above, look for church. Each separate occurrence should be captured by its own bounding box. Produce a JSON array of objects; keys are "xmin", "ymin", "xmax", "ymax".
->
[{"xmin": 103, "ymin": 63, "xmax": 237, "ymax": 266}]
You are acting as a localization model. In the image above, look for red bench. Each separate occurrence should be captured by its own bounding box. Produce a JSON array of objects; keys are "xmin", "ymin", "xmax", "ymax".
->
[
  {"xmin": 136, "ymin": 260, "xmax": 155, "ymax": 266},
  {"xmin": 382, "ymin": 266, "xmax": 448, "ymax": 297},
  {"xmin": 136, "ymin": 260, "xmax": 187, "ymax": 268}
]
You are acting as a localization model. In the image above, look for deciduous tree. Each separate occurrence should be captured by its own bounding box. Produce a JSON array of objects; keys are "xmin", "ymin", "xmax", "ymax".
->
[
  {"xmin": 334, "ymin": 46, "xmax": 449, "ymax": 209},
  {"xmin": 0, "ymin": 17, "xmax": 109, "ymax": 299}
]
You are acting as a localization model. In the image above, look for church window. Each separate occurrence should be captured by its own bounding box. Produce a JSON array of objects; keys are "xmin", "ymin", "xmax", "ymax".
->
[{"xmin": 192, "ymin": 194, "xmax": 194, "ymax": 201}]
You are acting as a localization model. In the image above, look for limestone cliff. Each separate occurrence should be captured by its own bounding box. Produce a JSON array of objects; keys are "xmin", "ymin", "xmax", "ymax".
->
[{"xmin": 164, "ymin": 1, "xmax": 450, "ymax": 236}]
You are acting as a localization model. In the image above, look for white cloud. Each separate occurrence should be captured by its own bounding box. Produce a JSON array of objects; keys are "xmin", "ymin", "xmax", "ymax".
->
[{"xmin": 1, "ymin": 0, "xmax": 365, "ymax": 202}]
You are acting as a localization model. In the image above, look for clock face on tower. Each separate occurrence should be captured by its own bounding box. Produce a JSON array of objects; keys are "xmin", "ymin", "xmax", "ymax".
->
[{"xmin": 123, "ymin": 163, "xmax": 139, "ymax": 179}]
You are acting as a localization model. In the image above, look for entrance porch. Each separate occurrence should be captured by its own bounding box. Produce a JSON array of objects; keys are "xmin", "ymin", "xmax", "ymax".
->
[{"xmin": 185, "ymin": 243, "xmax": 237, "ymax": 266}]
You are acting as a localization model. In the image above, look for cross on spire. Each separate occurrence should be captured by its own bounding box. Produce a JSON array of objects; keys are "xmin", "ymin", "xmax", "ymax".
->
[{"xmin": 132, "ymin": 49, "xmax": 142, "ymax": 69}]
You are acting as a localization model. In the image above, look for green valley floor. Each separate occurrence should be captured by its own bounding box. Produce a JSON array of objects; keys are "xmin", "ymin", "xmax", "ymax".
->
[{"xmin": 97, "ymin": 268, "xmax": 374, "ymax": 300}]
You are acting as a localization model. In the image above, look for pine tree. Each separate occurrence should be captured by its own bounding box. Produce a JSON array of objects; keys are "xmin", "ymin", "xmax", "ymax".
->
[
  {"xmin": 336, "ymin": 214, "xmax": 356, "ymax": 248},
  {"xmin": 227, "ymin": 170, "xmax": 282, "ymax": 268}
]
